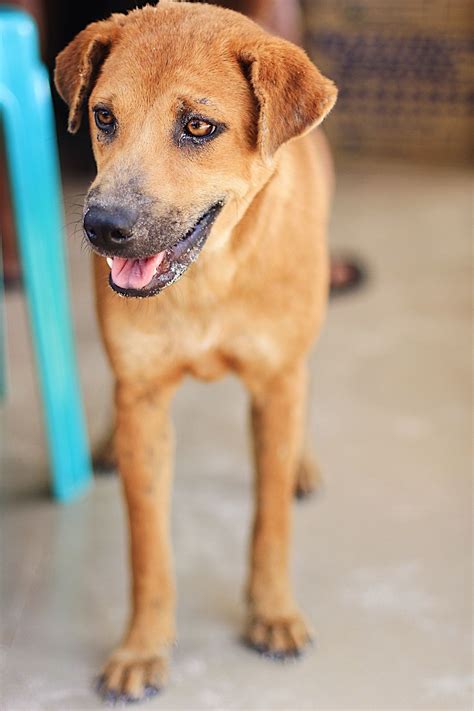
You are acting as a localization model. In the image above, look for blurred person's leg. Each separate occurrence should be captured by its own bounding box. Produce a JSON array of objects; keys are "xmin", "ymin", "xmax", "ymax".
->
[{"xmin": 214, "ymin": 0, "xmax": 303, "ymax": 44}]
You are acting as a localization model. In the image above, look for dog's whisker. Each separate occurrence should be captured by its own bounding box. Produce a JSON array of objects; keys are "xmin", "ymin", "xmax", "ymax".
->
[{"xmin": 66, "ymin": 191, "xmax": 88, "ymax": 199}]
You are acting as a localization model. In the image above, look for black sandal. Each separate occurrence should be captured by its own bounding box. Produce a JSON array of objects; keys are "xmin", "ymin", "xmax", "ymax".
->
[{"xmin": 329, "ymin": 256, "xmax": 368, "ymax": 297}]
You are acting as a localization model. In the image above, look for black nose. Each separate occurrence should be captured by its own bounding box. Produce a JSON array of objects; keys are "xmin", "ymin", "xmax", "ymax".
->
[{"xmin": 83, "ymin": 206, "xmax": 137, "ymax": 250}]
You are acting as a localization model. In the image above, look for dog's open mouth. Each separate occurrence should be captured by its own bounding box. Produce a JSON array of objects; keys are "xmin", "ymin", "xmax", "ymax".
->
[{"xmin": 107, "ymin": 202, "xmax": 223, "ymax": 298}]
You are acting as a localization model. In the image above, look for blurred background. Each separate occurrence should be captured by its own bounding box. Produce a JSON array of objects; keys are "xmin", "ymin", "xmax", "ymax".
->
[{"xmin": 1, "ymin": 1, "xmax": 472, "ymax": 710}]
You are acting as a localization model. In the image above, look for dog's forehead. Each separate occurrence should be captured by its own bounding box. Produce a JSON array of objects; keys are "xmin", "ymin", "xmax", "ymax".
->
[{"xmin": 95, "ymin": 7, "xmax": 249, "ymax": 107}]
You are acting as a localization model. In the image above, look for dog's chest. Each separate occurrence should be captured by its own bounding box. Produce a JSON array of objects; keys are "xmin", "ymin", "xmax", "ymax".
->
[
  {"xmin": 109, "ymin": 281, "xmax": 295, "ymax": 382},
  {"xmin": 161, "ymin": 311, "xmax": 280, "ymax": 382},
  {"xmin": 181, "ymin": 312, "xmax": 284, "ymax": 381},
  {"xmin": 186, "ymin": 352, "xmax": 228, "ymax": 381},
  {"xmin": 182, "ymin": 322, "xmax": 229, "ymax": 381}
]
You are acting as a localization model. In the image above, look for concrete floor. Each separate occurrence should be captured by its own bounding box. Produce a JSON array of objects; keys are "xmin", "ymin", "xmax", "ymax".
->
[{"xmin": 1, "ymin": 159, "xmax": 472, "ymax": 710}]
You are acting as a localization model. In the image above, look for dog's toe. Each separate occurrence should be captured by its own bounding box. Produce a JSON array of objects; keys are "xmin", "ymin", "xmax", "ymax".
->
[
  {"xmin": 244, "ymin": 613, "xmax": 313, "ymax": 660},
  {"xmin": 97, "ymin": 649, "xmax": 167, "ymax": 704}
]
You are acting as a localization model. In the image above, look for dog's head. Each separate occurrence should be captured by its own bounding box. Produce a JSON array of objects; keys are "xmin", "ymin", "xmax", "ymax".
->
[{"xmin": 55, "ymin": 1, "xmax": 336, "ymax": 298}]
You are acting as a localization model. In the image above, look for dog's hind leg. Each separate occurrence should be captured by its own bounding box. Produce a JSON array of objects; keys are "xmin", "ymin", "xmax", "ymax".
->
[
  {"xmin": 244, "ymin": 361, "xmax": 313, "ymax": 659},
  {"xmin": 97, "ymin": 379, "xmax": 178, "ymax": 703},
  {"xmin": 92, "ymin": 418, "xmax": 117, "ymax": 473},
  {"xmin": 294, "ymin": 445, "xmax": 322, "ymax": 499}
]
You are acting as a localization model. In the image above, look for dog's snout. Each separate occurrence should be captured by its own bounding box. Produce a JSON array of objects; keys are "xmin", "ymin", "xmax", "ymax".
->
[{"xmin": 84, "ymin": 206, "xmax": 137, "ymax": 250}]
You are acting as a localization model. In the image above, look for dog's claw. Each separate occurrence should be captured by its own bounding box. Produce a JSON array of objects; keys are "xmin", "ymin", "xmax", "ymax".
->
[
  {"xmin": 244, "ymin": 637, "xmax": 304, "ymax": 661},
  {"xmin": 144, "ymin": 685, "xmax": 160, "ymax": 699},
  {"xmin": 99, "ymin": 686, "xmax": 158, "ymax": 706}
]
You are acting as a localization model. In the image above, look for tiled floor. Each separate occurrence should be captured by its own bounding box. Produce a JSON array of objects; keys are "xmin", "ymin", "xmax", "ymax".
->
[{"xmin": 1, "ymin": 159, "xmax": 472, "ymax": 710}]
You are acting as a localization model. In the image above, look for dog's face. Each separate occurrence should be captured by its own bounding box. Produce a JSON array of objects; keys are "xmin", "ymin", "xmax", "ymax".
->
[{"xmin": 55, "ymin": 1, "xmax": 336, "ymax": 298}]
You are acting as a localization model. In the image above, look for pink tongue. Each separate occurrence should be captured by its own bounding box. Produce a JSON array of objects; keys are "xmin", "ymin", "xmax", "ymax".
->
[{"xmin": 110, "ymin": 252, "xmax": 166, "ymax": 290}]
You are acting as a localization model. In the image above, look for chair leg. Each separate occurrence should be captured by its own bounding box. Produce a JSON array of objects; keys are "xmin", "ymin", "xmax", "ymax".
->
[
  {"xmin": 0, "ymin": 247, "xmax": 5, "ymax": 401},
  {"xmin": 0, "ymin": 12, "xmax": 92, "ymax": 501}
]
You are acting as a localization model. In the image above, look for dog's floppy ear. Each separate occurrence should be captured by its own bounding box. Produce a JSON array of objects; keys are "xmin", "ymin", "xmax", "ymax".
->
[
  {"xmin": 54, "ymin": 15, "xmax": 124, "ymax": 134},
  {"xmin": 240, "ymin": 37, "xmax": 337, "ymax": 158}
]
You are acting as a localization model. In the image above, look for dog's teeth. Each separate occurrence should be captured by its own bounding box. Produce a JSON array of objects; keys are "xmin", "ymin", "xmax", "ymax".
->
[{"xmin": 106, "ymin": 257, "xmax": 113, "ymax": 269}]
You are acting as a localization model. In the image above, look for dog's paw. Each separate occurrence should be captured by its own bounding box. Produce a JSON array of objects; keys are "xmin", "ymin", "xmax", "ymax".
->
[
  {"xmin": 294, "ymin": 452, "xmax": 322, "ymax": 499},
  {"xmin": 244, "ymin": 613, "xmax": 313, "ymax": 660},
  {"xmin": 97, "ymin": 646, "xmax": 168, "ymax": 704}
]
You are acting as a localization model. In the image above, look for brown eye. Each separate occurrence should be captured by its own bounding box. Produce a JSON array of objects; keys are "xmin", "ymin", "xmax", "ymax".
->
[
  {"xmin": 185, "ymin": 119, "xmax": 215, "ymax": 138},
  {"xmin": 94, "ymin": 107, "xmax": 116, "ymax": 134}
]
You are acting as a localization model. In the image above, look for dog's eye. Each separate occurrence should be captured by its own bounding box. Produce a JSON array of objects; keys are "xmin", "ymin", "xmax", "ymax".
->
[
  {"xmin": 94, "ymin": 108, "xmax": 116, "ymax": 134},
  {"xmin": 184, "ymin": 119, "xmax": 215, "ymax": 138}
]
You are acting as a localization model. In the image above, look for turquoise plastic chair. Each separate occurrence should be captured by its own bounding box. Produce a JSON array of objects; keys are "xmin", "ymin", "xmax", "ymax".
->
[{"xmin": 0, "ymin": 7, "xmax": 92, "ymax": 501}]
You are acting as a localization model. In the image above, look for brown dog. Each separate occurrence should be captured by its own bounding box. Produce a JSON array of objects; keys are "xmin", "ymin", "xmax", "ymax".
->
[{"xmin": 55, "ymin": 0, "xmax": 336, "ymax": 702}]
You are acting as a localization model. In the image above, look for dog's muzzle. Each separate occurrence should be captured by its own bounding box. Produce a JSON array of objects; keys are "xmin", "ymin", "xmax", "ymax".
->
[{"xmin": 83, "ymin": 201, "xmax": 225, "ymax": 298}]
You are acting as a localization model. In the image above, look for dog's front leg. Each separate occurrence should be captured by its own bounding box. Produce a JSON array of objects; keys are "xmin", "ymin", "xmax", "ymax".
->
[
  {"xmin": 245, "ymin": 362, "xmax": 313, "ymax": 658},
  {"xmin": 99, "ymin": 380, "xmax": 178, "ymax": 702}
]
